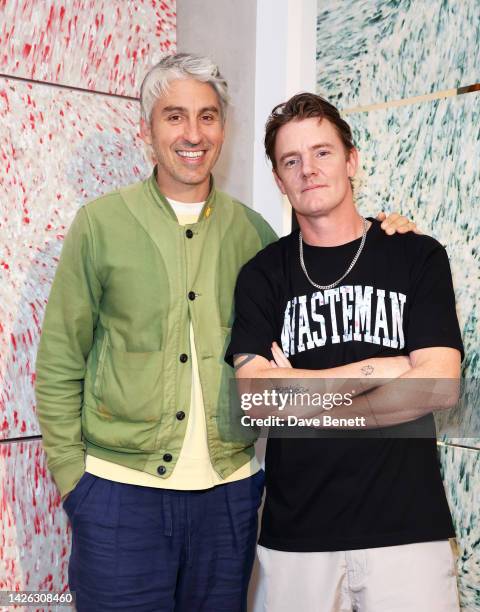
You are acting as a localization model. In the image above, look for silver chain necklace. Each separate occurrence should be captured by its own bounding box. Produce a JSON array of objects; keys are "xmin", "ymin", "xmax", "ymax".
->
[{"xmin": 299, "ymin": 217, "xmax": 368, "ymax": 291}]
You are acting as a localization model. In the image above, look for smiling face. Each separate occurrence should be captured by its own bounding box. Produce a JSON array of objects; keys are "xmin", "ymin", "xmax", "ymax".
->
[
  {"xmin": 273, "ymin": 117, "xmax": 358, "ymax": 220},
  {"xmin": 140, "ymin": 78, "xmax": 225, "ymax": 202}
]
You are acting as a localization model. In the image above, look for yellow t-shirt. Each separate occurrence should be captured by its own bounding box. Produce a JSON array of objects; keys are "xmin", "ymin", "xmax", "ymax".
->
[{"xmin": 85, "ymin": 199, "xmax": 259, "ymax": 488}]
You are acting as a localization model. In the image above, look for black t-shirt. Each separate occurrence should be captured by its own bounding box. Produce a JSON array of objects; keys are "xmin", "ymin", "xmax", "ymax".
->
[{"xmin": 226, "ymin": 219, "xmax": 463, "ymax": 552}]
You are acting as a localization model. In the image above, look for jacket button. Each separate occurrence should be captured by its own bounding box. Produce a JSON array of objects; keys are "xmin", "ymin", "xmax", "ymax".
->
[
  {"xmin": 157, "ymin": 466, "xmax": 166, "ymax": 475},
  {"xmin": 176, "ymin": 411, "xmax": 185, "ymax": 421},
  {"xmin": 185, "ymin": 229, "xmax": 194, "ymax": 238},
  {"xmin": 179, "ymin": 353, "xmax": 188, "ymax": 363},
  {"xmin": 163, "ymin": 453, "xmax": 172, "ymax": 462},
  {"xmin": 188, "ymin": 291, "xmax": 196, "ymax": 301}
]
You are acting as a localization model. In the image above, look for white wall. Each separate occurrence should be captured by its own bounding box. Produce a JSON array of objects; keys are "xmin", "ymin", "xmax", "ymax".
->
[{"xmin": 176, "ymin": 0, "xmax": 257, "ymax": 208}]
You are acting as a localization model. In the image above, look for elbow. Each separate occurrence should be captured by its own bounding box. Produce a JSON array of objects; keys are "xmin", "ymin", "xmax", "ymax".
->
[
  {"xmin": 433, "ymin": 378, "xmax": 461, "ymax": 412},
  {"xmin": 444, "ymin": 387, "xmax": 461, "ymax": 411},
  {"xmin": 437, "ymin": 360, "xmax": 462, "ymax": 410}
]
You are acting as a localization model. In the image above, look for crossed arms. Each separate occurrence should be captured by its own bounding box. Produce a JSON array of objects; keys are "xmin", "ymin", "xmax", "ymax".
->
[{"xmin": 233, "ymin": 345, "xmax": 461, "ymax": 428}]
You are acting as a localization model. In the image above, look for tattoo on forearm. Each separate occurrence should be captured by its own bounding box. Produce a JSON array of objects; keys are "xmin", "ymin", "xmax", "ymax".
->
[
  {"xmin": 234, "ymin": 354, "xmax": 256, "ymax": 371},
  {"xmin": 361, "ymin": 365, "xmax": 374, "ymax": 376}
]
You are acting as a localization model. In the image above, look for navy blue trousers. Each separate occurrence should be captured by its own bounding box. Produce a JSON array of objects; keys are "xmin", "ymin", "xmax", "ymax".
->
[{"xmin": 63, "ymin": 470, "xmax": 265, "ymax": 611}]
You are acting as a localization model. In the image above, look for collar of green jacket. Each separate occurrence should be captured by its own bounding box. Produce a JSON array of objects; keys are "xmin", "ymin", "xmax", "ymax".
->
[{"xmin": 147, "ymin": 166, "xmax": 217, "ymax": 223}]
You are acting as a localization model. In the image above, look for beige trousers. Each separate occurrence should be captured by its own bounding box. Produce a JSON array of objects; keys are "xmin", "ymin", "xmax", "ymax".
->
[{"xmin": 253, "ymin": 540, "xmax": 460, "ymax": 612}]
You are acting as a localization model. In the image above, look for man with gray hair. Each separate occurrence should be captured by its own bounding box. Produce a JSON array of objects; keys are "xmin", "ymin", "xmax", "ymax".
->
[{"xmin": 35, "ymin": 53, "xmax": 414, "ymax": 611}]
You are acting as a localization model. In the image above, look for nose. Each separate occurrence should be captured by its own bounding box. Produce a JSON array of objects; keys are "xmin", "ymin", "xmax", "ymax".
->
[
  {"xmin": 301, "ymin": 153, "xmax": 318, "ymax": 179},
  {"xmin": 183, "ymin": 119, "xmax": 202, "ymax": 145}
]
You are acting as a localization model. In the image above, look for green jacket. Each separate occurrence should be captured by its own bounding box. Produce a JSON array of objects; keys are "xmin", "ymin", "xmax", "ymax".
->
[{"xmin": 35, "ymin": 172, "xmax": 277, "ymax": 497}]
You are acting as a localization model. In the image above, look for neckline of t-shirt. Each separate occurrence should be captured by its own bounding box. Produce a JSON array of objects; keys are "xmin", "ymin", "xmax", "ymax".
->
[
  {"xmin": 167, "ymin": 198, "xmax": 205, "ymax": 217},
  {"xmin": 299, "ymin": 217, "xmax": 380, "ymax": 252}
]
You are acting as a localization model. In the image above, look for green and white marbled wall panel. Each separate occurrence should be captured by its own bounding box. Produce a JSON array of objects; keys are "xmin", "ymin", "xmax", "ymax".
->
[
  {"xmin": 316, "ymin": 1, "xmax": 479, "ymax": 606},
  {"xmin": 348, "ymin": 91, "xmax": 480, "ymax": 387},
  {"xmin": 316, "ymin": 0, "xmax": 480, "ymax": 109},
  {"xmin": 439, "ymin": 444, "xmax": 480, "ymax": 610}
]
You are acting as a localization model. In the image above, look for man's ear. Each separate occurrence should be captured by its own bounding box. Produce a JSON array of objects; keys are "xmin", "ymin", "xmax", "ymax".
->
[
  {"xmin": 140, "ymin": 117, "xmax": 152, "ymax": 146},
  {"xmin": 346, "ymin": 147, "xmax": 359, "ymax": 179},
  {"xmin": 273, "ymin": 168, "xmax": 287, "ymax": 195}
]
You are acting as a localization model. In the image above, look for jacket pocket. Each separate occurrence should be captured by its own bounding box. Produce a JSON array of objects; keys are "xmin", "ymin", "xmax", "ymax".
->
[{"xmin": 99, "ymin": 346, "xmax": 164, "ymax": 422}]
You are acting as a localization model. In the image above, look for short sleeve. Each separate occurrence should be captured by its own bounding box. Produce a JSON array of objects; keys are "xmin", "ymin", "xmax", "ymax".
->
[
  {"xmin": 406, "ymin": 244, "xmax": 463, "ymax": 359},
  {"xmin": 225, "ymin": 261, "xmax": 279, "ymax": 367}
]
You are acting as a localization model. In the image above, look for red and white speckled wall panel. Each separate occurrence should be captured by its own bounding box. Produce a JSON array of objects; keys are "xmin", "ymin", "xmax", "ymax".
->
[
  {"xmin": 0, "ymin": 77, "xmax": 151, "ymax": 440},
  {"xmin": 0, "ymin": 0, "xmax": 176, "ymax": 96},
  {"xmin": 0, "ymin": 0, "xmax": 175, "ymax": 600},
  {"xmin": 0, "ymin": 439, "xmax": 69, "ymax": 594}
]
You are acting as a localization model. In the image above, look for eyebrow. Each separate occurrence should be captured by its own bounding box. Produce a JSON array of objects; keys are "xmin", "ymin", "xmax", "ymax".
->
[
  {"xmin": 161, "ymin": 105, "xmax": 220, "ymax": 115},
  {"xmin": 279, "ymin": 143, "xmax": 334, "ymax": 163}
]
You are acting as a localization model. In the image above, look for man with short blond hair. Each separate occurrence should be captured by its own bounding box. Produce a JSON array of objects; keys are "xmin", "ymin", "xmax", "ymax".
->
[{"xmin": 228, "ymin": 92, "xmax": 462, "ymax": 611}]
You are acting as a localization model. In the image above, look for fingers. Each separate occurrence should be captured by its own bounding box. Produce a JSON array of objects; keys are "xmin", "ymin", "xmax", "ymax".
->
[
  {"xmin": 271, "ymin": 342, "xmax": 292, "ymax": 368},
  {"xmin": 378, "ymin": 212, "xmax": 423, "ymax": 235},
  {"xmin": 270, "ymin": 347, "xmax": 282, "ymax": 368},
  {"xmin": 380, "ymin": 213, "xmax": 421, "ymax": 235},
  {"xmin": 380, "ymin": 212, "xmax": 401, "ymax": 235},
  {"xmin": 271, "ymin": 342, "xmax": 285, "ymax": 367},
  {"xmin": 391, "ymin": 218, "xmax": 412, "ymax": 233},
  {"xmin": 395, "ymin": 220, "xmax": 422, "ymax": 234}
]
